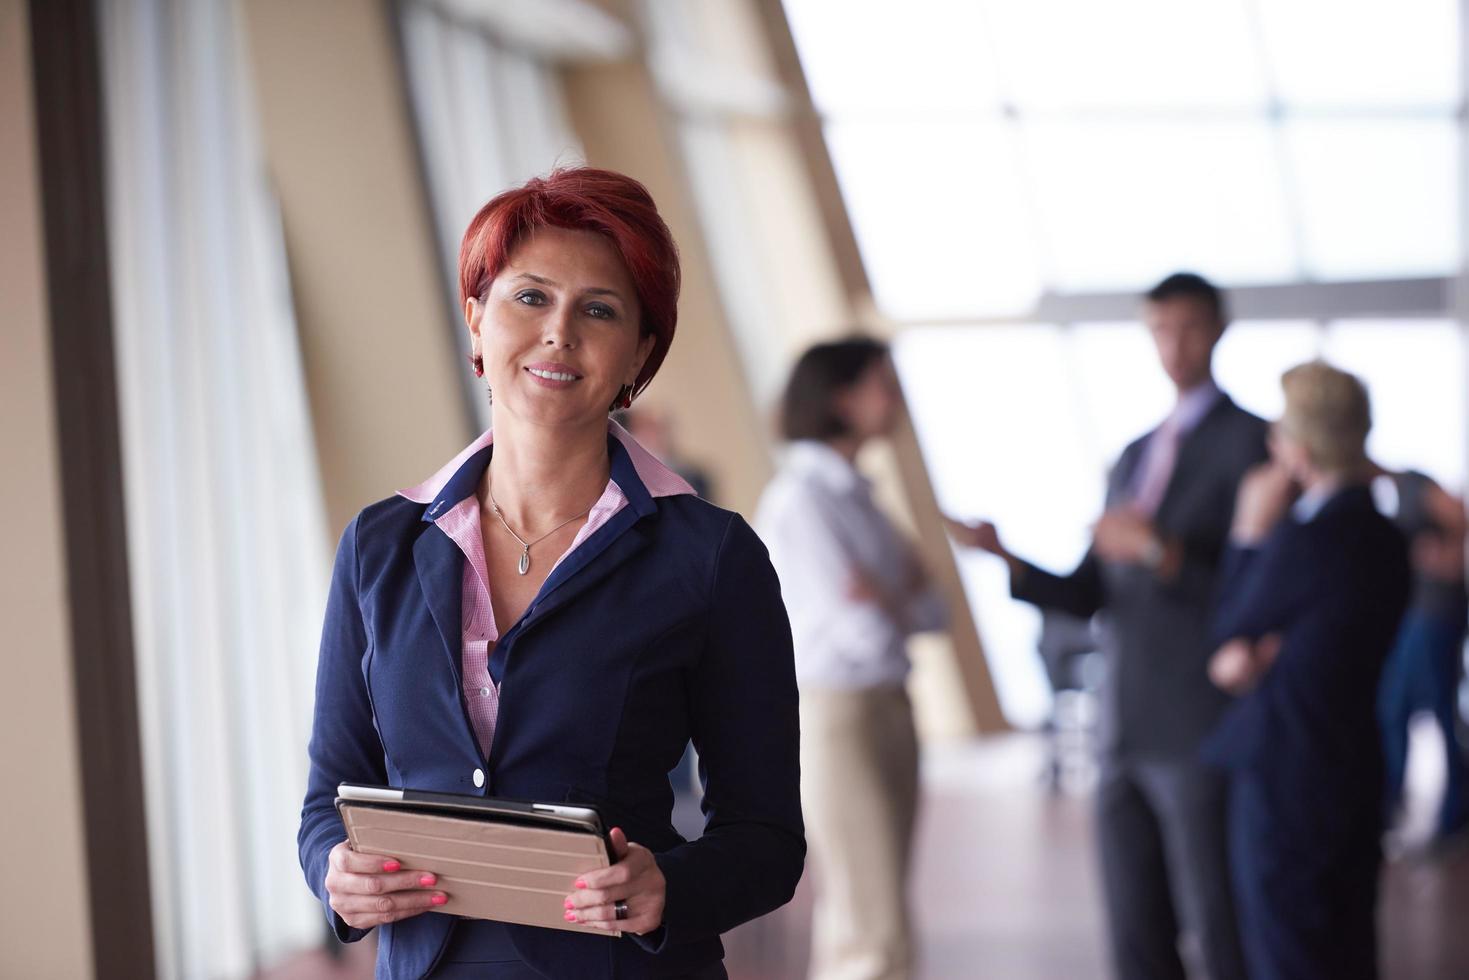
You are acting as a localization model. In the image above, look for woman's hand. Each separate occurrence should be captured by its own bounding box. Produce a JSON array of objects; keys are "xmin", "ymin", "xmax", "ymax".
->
[
  {"xmin": 1231, "ymin": 463, "xmax": 1296, "ymax": 546},
  {"xmin": 564, "ymin": 827, "xmax": 666, "ymax": 936},
  {"xmin": 1208, "ymin": 634, "xmax": 1282, "ymax": 695},
  {"xmin": 324, "ymin": 840, "xmax": 448, "ymax": 929},
  {"xmin": 845, "ymin": 564, "xmax": 888, "ymax": 606},
  {"xmin": 846, "ymin": 565, "xmax": 908, "ymax": 625}
]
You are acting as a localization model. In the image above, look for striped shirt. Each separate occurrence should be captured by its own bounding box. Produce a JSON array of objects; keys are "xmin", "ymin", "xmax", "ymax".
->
[{"xmin": 397, "ymin": 421, "xmax": 696, "ymax": 757}]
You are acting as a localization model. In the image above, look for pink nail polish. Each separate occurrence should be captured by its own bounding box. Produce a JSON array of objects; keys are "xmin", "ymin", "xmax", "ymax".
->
[
  {"xmin": 564, "ymin": 899, "xmax": 574, "ymax": 910},
  {"xmin": 420, "ymin": 874, "xmax": 436, "ymax": 887},
  {"xmin": 575, "ymin": 879, "xmax": 587, "ymax": 889},
  {"xmin": 565, "ymin": 912, "xmax": 577, "ymax": 922},
  {"xmin": 431, "ymin": 894, "xmax": 448, "ymax": 906},
  {"xmin": 382, "ymin": 860, "xmax": 401, "ymax": 872}
]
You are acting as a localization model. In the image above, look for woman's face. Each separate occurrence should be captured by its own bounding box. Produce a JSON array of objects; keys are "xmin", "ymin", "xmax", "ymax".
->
[
  {"xmin": 835, "ymin": 357, "xmax": 903, "ymax": 441},
  {"xmin": 466, "ymin": 226, "xmax": 654, "ymax": 431},
  {"xmin": 1268, "ymin": 422, "xmax": 1313, "ymax": 482}
]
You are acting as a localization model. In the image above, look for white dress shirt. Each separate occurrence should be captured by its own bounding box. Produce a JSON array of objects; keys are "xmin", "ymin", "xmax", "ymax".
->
[
  {"xmin": 755, "ymin": 440, "xmax": 947, "ymax": 690},
  {"xmin": 1292, "ymin": 481, "xmax": 1345, "ymax": 523}
]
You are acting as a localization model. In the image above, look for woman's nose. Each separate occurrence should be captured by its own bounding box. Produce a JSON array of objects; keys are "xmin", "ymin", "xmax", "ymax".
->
[{"xmin": 542, "ymin": 308, "xmax": 577, "ymax": 349}]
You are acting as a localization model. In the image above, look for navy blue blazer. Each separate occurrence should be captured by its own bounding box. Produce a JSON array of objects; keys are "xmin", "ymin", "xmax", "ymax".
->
[
  {"xmin": 1204, "ymin": 485, "xmax": 1410, "ymax": 814},
  {"xmin": 298, "ymin": 433, "xmax": 805, "ymax": 979}
]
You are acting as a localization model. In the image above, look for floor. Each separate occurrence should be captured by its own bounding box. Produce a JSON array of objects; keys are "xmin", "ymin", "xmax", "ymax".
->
[{"xmin": 260, "ymin": 735, "xmax": 1469, "ymax": 979}]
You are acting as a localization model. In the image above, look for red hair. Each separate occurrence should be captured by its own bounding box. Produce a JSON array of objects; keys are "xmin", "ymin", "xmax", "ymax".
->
[{"xmin": 457, "ymin": 167, "xmax": 681, "ymax": 399}]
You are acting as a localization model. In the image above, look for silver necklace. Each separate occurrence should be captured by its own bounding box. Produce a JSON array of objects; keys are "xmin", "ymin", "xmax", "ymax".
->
[{"xmin": 486, "ymin": 484, "xmax": 594, "ymax": 575}]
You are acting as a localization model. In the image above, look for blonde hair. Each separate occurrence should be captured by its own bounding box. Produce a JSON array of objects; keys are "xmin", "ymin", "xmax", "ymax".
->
[{"xmin": 1278, "ymin": 360, "xmax": 1371, "ymax": 475}]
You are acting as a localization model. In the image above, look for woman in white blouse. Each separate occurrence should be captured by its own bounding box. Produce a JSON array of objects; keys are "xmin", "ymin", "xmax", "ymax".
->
[{"xmin": 755, "ymin": 338, "xmax": 946, "ymax": 980}]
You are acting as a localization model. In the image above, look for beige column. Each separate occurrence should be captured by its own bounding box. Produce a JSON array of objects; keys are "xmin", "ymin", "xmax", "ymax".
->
[
  {"xmin": 691, "ymin": 0, "xmax": 1009, "ymax": 734},
  {"xmin": 559, "ymin": 55, "xmax": 776, "ymax": 514},
  {"xmin": 0, "ymin": 1, "xmax": 96, "ymax": 975},
  {"xmin": 241, "ymin": 0, "xmax": 473, "ymax": 532}
]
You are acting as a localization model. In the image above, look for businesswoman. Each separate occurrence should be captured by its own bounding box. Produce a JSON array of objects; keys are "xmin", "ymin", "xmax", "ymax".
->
[
  {"xmin": 298, "ymin": 168, "xmax": 804, "ymax": 979},
  {"xmin": 755, "ymin": 339, "xmax": 945, "ymax": 980},
  {"xmin": 1204, "ymin": 361, "xmax": 1410, "ymax": 980}
]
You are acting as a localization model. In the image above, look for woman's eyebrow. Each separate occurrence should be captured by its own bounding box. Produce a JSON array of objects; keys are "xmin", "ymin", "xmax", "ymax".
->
[{"xmin": 510, "ymin": 272, "xmax": 623, "ymax": 301}]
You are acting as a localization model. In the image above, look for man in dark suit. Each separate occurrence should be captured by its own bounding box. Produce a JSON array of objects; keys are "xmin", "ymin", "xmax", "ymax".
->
[
  {"xmin": 949, "ymin": 273, "xmax": 1264, "ymax": 980},
  {"xmin": 1204, "ymin": 361, "xmax": 1411, "ymax": 980}
]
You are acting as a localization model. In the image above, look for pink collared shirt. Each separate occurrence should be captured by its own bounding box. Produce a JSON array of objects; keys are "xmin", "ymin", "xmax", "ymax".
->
[
  {"xmin": 397, "ymin": 422, "xmax": 695, "ymax": 759},
  {"xmin": 1129, "ymin": 379, "xmax": 1223, "ymax": 516}
]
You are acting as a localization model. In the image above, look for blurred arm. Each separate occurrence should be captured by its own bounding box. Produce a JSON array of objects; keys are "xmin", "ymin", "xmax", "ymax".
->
[{"xmin": 1011, "ymin": 548, "xmax": 1106, "ymax": 621}]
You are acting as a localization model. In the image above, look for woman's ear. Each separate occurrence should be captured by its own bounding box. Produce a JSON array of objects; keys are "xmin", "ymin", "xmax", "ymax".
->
[
  {"xmin": 465, "ymin": 296, "xmax": 484, "ymax": 351},
  {"xmin": 627, "ymin": 331, "xmax": 657, "ymax": 385}
]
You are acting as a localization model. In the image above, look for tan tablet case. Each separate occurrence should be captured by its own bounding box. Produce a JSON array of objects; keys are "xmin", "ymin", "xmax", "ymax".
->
[{"xmin": 339, "ymin": 801, "xmax": 620, "ymax": 937}]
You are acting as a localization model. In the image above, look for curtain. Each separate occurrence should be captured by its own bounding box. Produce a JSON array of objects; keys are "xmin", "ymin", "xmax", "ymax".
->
[
  {"xmin": 99, "ymin": 0, "xmax": 329, "ymax": 975},
  {"xmin": 399, "ymin": 0, "xmax": 583, "ymax": 428}
]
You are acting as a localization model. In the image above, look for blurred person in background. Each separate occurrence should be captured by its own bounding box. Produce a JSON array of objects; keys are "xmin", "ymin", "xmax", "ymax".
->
[
  {"xmin": 298, "ymin": 168, "xmax": 804, "ymax": 980},
  {"xmin": 613, "ymin": 405, "xmax": 715, "ymax": 503},
  {"xmin": 1373, "ymin": 466, "xmax": 1469, "ymax": 845},
  {"xmin": 948, "ymin": 273, "xmax": 1262, "ymax": 980},
  {"xmin": 756, "ymin": 337, "xmax": 946, "ymax": 980},
  {"xmin": 1205, "ymin": 361, "xmax": 1410, "ymax": 980}
]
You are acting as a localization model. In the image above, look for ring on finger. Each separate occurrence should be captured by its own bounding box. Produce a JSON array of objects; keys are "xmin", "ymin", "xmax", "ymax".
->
[{"xmin": 614, "ymin": 900, "xmax": 629, "ymax": 921}]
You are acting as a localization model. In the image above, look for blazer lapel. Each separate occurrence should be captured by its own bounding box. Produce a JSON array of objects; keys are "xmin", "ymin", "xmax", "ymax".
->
[
  {"xmin": 412, "ymin": 524, "xmax": 466, "ymax": 687},
  {"xmin": 1155, "ymin": 395, "xmax": 1234, "ymax": 520},
  {"xmin": 487, "ymin": 508, "xmax": 652, "ymax": 684},
  {"xmin": 486, "ymin": 436, "xmax": 662, "ymax": 684},
  {"xmin": 1108, "ymin": 438, "xmax": 1149, "ymax": 506},
  {"xmin": 529, "ymin": 514, "xmax": 650, "ymax": 618}
]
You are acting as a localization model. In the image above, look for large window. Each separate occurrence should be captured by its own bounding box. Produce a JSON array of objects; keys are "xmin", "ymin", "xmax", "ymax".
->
[
  {"xmin": 784, "ymin": 0, "xmax": 1461, "ymax": 318},
  {"xmin": 786, "ymin": 0, "xmax": 1467, "ymax": 726}
]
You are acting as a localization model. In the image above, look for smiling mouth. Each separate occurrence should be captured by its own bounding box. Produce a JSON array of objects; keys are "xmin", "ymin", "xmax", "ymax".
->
[{"xmin": 526, "ymin": 367, "xmax": 581, "ymax": 382}]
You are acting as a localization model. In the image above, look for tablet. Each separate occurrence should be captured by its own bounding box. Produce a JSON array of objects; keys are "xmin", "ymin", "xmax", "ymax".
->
[{"xmin": 335, "ymin": 783, "xmax": 620, "ymax": 937}]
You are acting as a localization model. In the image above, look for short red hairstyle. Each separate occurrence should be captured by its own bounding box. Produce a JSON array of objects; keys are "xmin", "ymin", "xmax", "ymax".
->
[{"xmin": 458, "ymin": 167, "xmax": 681, "ymax": 399}]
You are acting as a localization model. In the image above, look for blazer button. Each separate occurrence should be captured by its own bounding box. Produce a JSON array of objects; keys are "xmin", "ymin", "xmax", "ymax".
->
[{"xmin": 473, "ymin": 768, "xmax": 485, "ymax": 788}]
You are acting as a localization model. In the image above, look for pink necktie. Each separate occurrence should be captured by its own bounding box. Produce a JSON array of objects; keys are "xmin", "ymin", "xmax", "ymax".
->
[{"xmin": 1132, "ymin": 413, "xmax": 1182, "ymax": 517}]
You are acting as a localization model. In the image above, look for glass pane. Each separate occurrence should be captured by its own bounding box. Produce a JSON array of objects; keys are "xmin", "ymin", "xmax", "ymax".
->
[
  {"xmin": 826, "ymin": 120, "xmax": 1042, "ymax": 318},
  {"xmin": 985, "ymin": 0, "xmax": 1266, "ymax": 110},
  {"xmin": 895, "ymin": 325, "xmax": 1097, "ymax": 728},
  {"xmin": 1324, "ymin": 320, "xmax": 1467, "ymax": 491},
  {"xmin": 1070, "ymin": 323, "xmax": 1175, "ymax": 464},
  {"xmin": 677, "ymin": 123, "xmax": 792, "ymax": 407},
  {"xmin": 1285, "ymin": 119, "xmax": 1459, "ymax": 280},
  {"xmin": 1025, "ymin": 121, "xmax": 1297, "ymax": 291},
  {"xmin": 1258, "ymin": 0, "xmax": 1460, "ymax": 109},
  {"xmin": 1211, "ymin": 320, "xmax": 1324, "ymax": 420},
  {"xmin": 782, "ymin": 0, "xmax": 1002, "ymax": 115},
  {"xmin": 1072, "ymin": 321, "xmax": 1326, "ymax": 458}
]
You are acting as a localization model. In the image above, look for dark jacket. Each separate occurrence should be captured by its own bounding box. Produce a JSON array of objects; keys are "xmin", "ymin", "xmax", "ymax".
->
[
  {"xmin": 1012, "ymin": 394, "xmax": 1269, "ymax": 760},
  {"xmin": 1203, "ymin": 485, "xmax": 1410, "ymax": 980},
  {"xmin": 298, "ymin": 435, "xmax": 805, "ymax": 979},
  {"xmin": 1204, "ymin": 485, "xmax": 1411, "ymax": 803}
]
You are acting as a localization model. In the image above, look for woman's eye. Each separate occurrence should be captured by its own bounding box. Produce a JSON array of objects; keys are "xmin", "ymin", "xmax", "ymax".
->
[
  {"xmin": 585, "ymin": 303, "xmax": 616, "ymax": 320},
  {"xmin": 514, "ymin": 289, "xmax": 546, "ymax": 305}
]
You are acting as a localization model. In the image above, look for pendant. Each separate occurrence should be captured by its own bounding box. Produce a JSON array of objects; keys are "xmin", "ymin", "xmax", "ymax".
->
[{"xmin": 518, "ymin": 547, "xmax": 530, "ymax": 575}]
